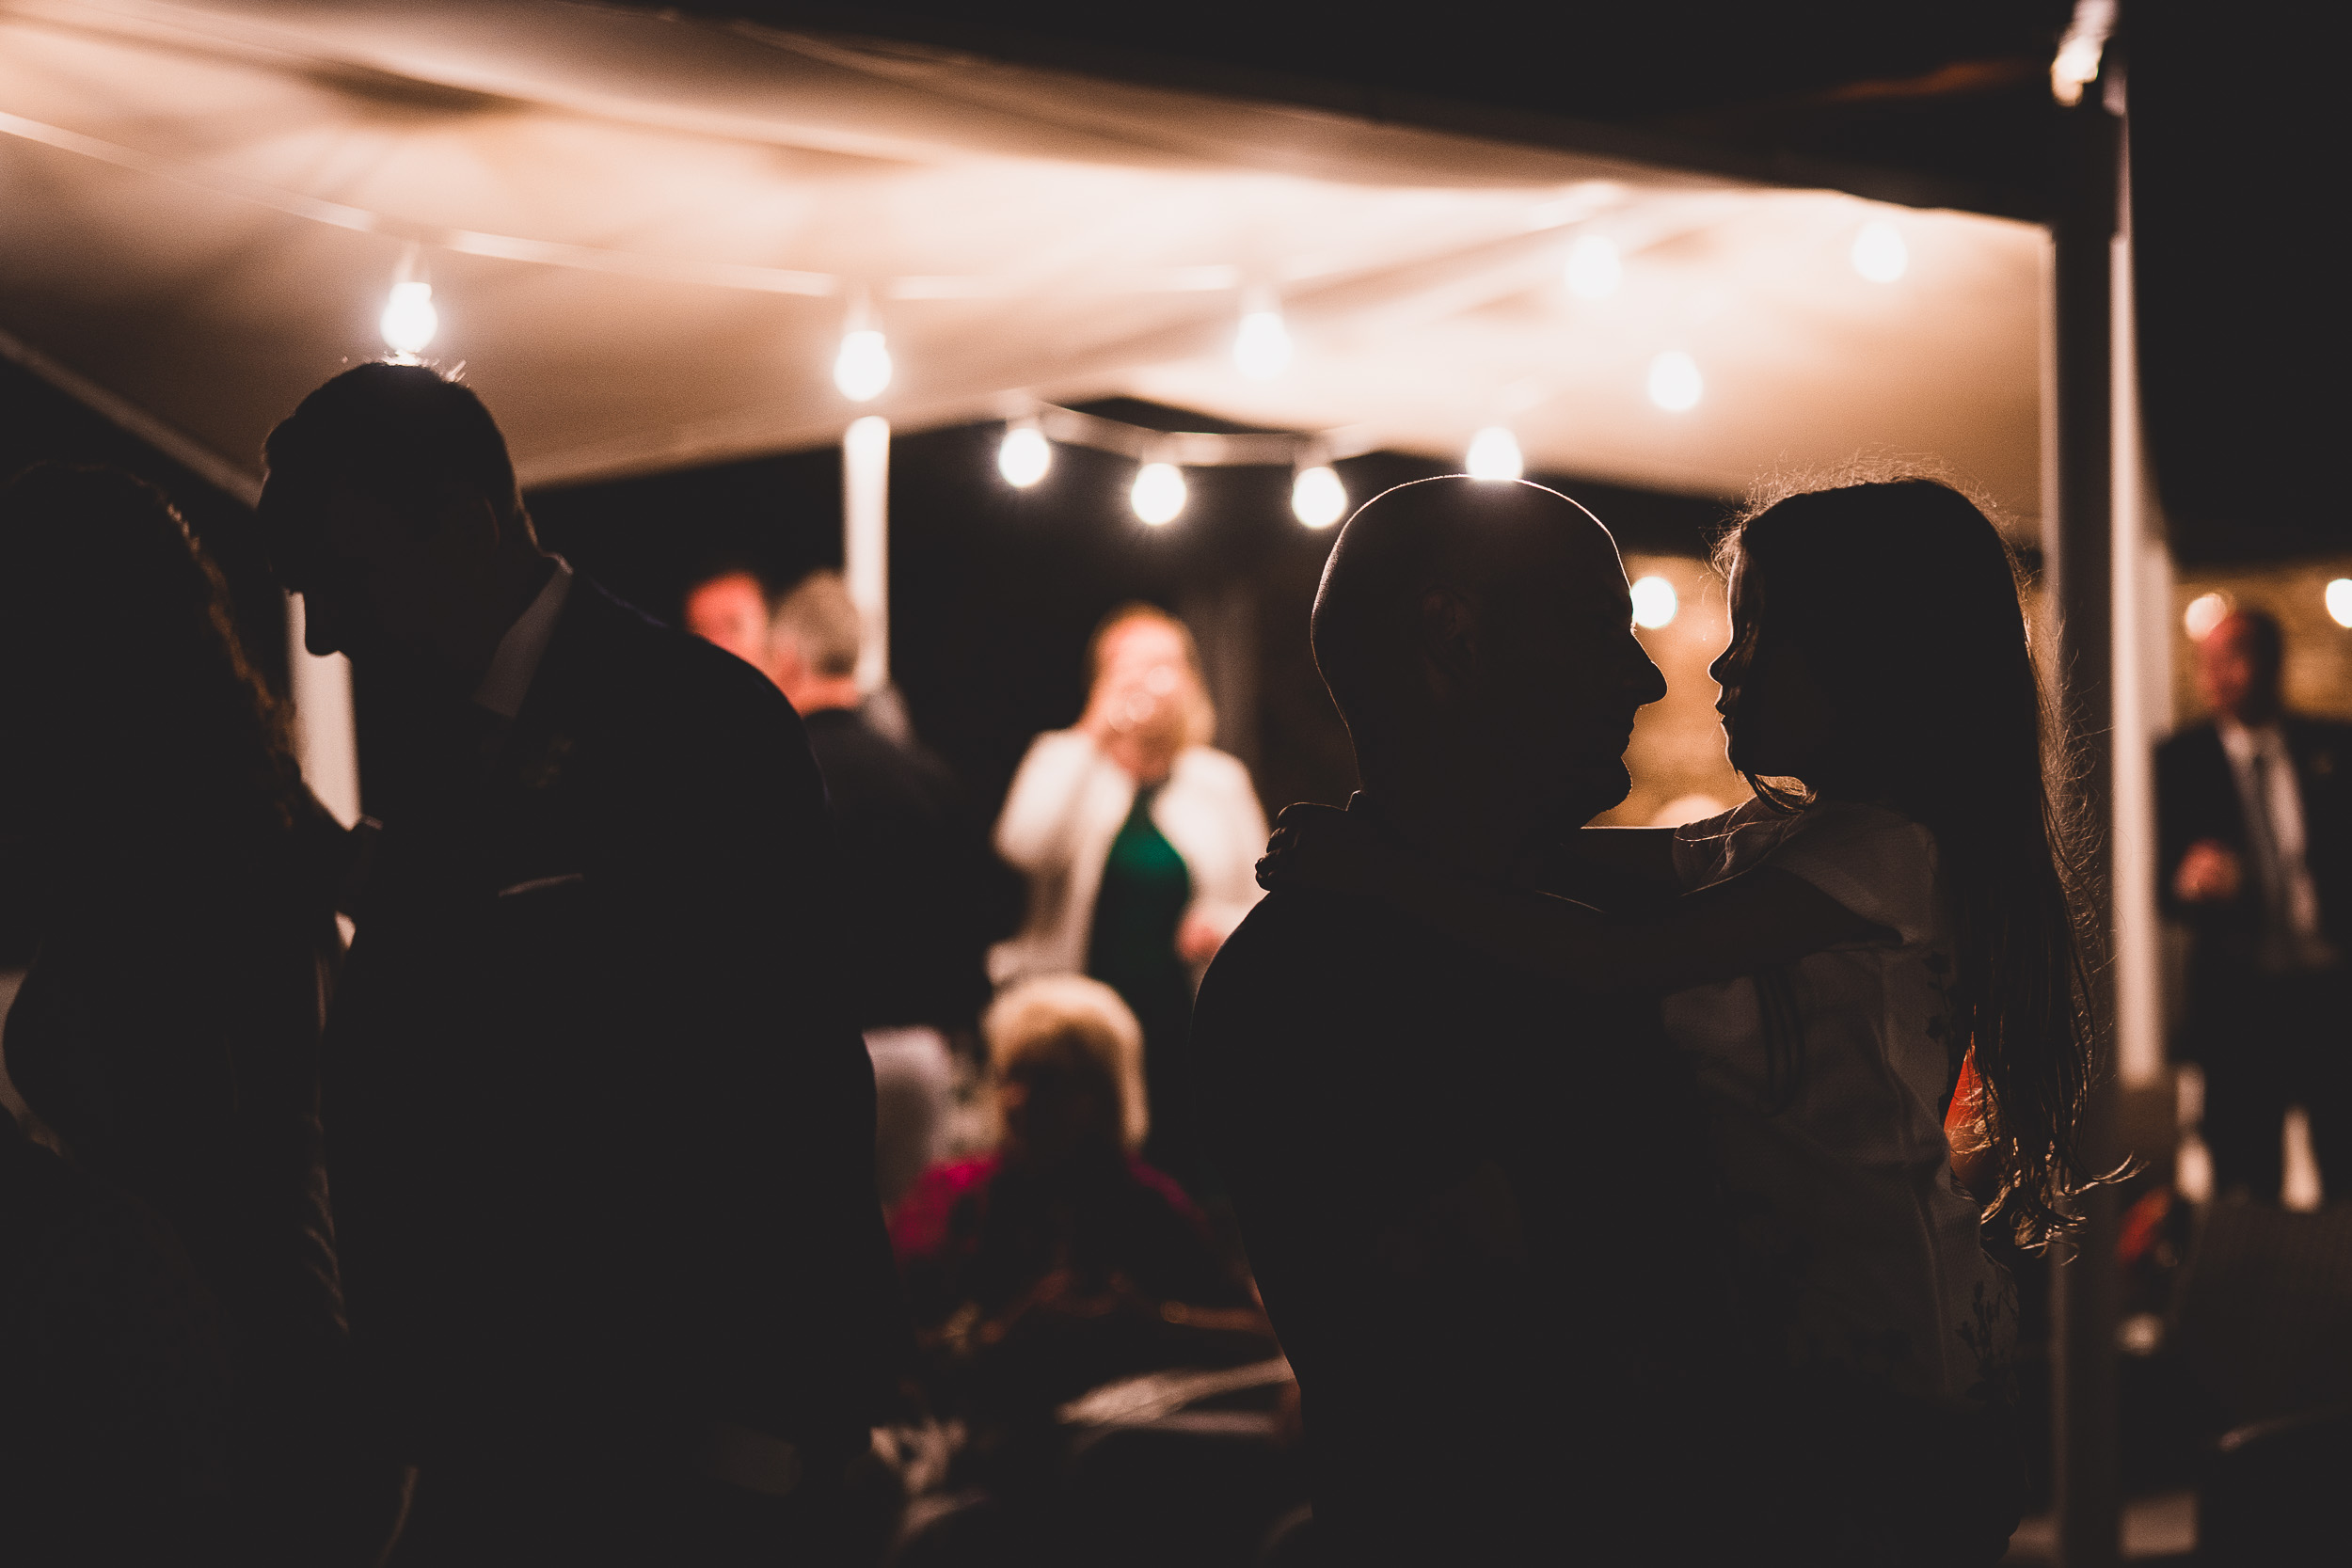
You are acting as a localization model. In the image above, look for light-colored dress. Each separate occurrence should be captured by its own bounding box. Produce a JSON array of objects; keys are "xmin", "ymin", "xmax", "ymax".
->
[{"xmin": 1664, "ymin": 797, "xmax": 2016, "ymax": 1407}]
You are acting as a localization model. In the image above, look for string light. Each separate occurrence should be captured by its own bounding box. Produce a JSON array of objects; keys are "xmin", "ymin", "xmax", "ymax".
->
[
  {"xmin": 998, "ymin": 420, "xmax": 1051, "ymax": 487},
  {"xmin": 1630, "ymin": 575, "xmax": 1679, "ymax": 628},
  {"xmin": 2183, "ymin": 592, "xmax": 2233, "ymax": 641},
  {"xmin": 380, "ymin": 279, "xmax": 437, "ymax": 355},
  {"xmin": 1851, "ymin": 220, "xmax": 1908, "ymax": 283},
  {"xmin": 2327, "ymin": 580, "xmax": 2352, "ymax": 629},
  {"xmin": 1465, "ymin": 427, "xmax": 1523, "ymax": 482},
  {"xmin": 1563, "ymin": 234, "xmax": 1622, "ymax": 301},
  {"xmin": 1647, "ymin": 351, "xmax": 1703, "ymax": 412},
  {"xmin": 834, "ymin": 327, "xmax": 892, "ymax": 402},
  {"xmin": 2050, "ymin": 0, "xmax": 2115, "ymax": 105},
  {"xmin": 1132, "ymin": 461, "xmax": 1185, "ymax": 525},
  {"xmin": 1292, "ymin": 464, "xmax": 1345, "ymax": 528},
  {"xmin": 1234, "ymin": 292, "xmax": 1293, "ymax": 380}
]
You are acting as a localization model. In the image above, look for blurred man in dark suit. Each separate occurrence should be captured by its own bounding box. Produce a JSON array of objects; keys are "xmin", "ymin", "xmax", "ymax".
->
[
  {"xmin": 685, "ymin": 565, "xmax": 1020, "ymax": 1205},
  {"xmin": 257, "ymin": 363, "xmax": 906, "ymax": 1565},
  {"xmin": 2160, "ymin": 609, "xmax": 2352, "ymax": 1201}
]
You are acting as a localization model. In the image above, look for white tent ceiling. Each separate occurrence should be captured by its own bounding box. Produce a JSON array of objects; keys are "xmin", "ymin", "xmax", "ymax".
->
[{"xmin": 0, "ymin": 0, "xmax": 2047, "ymax": 520}]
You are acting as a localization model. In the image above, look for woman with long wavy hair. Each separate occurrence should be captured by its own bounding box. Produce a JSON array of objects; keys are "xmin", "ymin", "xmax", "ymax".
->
[
  {"xmin": 1265, "ymin": 476, "xmax": 2097, "ymax": 1563},
  {"xmin": 0, "ymin": 464, "xmax": 398, "ymax": 1564}
]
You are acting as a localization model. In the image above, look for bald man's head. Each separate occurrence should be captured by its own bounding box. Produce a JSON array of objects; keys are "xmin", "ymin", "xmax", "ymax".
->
[{"xmin": 1312, "ymin": 477, "xmax": 1664, "ymax": 828}]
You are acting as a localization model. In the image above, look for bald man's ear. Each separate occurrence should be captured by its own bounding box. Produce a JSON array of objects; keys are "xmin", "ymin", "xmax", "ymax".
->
[{"xmin": 1418, "ymin": 586, "xmax": 1483, "ymax": 696}]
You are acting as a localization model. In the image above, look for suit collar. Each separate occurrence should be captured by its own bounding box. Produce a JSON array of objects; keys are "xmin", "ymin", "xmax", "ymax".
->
[{"xmin": 472, "ymin": 557, "xmax": 574, "ymax": 721}]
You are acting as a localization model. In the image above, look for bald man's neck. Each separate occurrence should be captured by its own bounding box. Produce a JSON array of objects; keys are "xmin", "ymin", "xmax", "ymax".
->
[{"xmin": 1359, "ymin": 751, "xmax": 1546, "ymax": 882}]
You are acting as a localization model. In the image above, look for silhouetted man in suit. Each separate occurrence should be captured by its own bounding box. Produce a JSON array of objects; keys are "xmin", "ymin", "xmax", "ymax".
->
[
  {"xmin": 2160, "ymin": 609, "xmax": 2352, "ymax": 1200},
  {"xmin": 257, "ymin": 364, "xmax": 906, "ymax": 1564},
  {"xmin": 1193, "ymin": 478, "xmax": 1733, "ymax": 1564},
  {"xmin": 684, "ymin": 564, "xmax": 1020, "ymax": 1203}
]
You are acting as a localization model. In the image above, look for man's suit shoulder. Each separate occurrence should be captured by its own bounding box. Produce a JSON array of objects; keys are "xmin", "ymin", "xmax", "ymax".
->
[
  {"xmin": 560, "ymin": 580, "xmax": 824, "ymax": 801},
  {"xmin": 2289, "ymin": 715, "xmax": 2352, "ymax": 759}
]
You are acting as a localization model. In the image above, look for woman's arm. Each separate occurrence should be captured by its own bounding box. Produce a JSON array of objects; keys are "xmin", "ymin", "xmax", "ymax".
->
[
  {"xmin": 992, "ymin": 731, "xmax": 1104, "ymax": 871},
  {"xmin": 1378, "ymin": 859, "xmax": 1883, "ymax": 991},
  {"xmin": 1560, "ymin": 826, "xmax": 1681, "ymax": 889},
  {"xmin": 1263, "ymin": 807, "xmax": 1882, "ymax": 991}
]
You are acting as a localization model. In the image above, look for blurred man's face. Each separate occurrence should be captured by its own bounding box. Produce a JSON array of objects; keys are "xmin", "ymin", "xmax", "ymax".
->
[
  {"xmin": 260, "ymin": 478, "xmax": 506, "ymax": 689},
  {"xmin": 2198, "ymin": 614, "xmax": 2278, "ymax": 723},
  {"xmin": 1472, "ymin": 539, "xmax": 1666, "ymax": 829},
  {"xmin": 683, "ymin": 574, "xmax": 774, "ymax": 674}
]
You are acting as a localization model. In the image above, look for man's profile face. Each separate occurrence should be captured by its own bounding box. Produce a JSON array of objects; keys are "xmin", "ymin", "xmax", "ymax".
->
[
  {"xmin": 2197, "ymin": 614, "xmax": 2276, "ymax": 723},
  {"xmin": 683, "ymin": 573, "xmax": 775, "ymax": 675},
  {"xmin": 260, "ymin": 477, "xmax": 502, "ymax": 687},
  {"xmin": 1479, "ymin": 537, "xmax": 1666, "ymax": 828}
]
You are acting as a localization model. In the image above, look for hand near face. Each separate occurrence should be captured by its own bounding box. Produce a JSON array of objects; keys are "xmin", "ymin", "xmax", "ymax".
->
[
  {"xmin": 1257, "ymin": 803, "xmax": 1391, "ymax": 898},
  {"xmin": 2174, "ymin": 839, "xmax": 2243, "ymax": 904},
  {"xmin": 1086, "ymin": 662, "xmax": 1187, "ymax": 780}
]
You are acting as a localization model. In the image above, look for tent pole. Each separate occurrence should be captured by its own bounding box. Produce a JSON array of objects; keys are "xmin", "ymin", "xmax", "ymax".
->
[
  {"xmin": 843, "ymin": 415, "xmax": 891, "ymax": 694},
  {"xmin": 2047, "ymin": 55, "xmax": 2123, "ymax": 1568},
  {"xmin": 285, "ymin": 592, "xmax": 362, "ymax": 829}
]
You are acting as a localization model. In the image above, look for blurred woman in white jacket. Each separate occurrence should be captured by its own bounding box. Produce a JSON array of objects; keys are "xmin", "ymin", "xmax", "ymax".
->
[{"xmin": 992, "ymin": 605, "xmax": 1267, "ymax": 1193}]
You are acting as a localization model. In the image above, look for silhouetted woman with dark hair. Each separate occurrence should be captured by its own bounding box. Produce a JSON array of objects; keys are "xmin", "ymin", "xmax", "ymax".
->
[
  {"xmin": 1269, "ymin": 477, "xmax": 2097, "ymax": 1565},
  {"xmin": 0, "ymin": 465, "xmax": 395, "ymax": 1564}
]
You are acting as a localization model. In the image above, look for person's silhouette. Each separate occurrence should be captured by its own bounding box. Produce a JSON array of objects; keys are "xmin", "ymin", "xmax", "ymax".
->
[
  {"xmin": 255, "ymin": 364, "xmax": 906, "ymax": 1564},
  {"xmin": 1193, "ymin": 477, "xmax": 1727, "ymax": 1563}
]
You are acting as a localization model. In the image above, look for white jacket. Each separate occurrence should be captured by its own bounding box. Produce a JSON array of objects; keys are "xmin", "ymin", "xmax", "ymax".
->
[{"xmin": 989, "ymin": 729, "xmax": 1268, "ymax": 988}]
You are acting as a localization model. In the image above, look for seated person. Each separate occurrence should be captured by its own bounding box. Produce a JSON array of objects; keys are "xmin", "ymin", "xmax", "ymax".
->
[{"xmin": 892, "ymin": 976, "xmax": 1268, "ymax": 1424}]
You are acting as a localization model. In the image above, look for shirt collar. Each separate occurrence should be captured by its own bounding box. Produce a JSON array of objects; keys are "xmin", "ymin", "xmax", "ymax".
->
[
  {"xmin": 471, "ymin": 556, "xmax": 574, "ymax": 721},
  {"xmin": 2218, "ymin": 717, "xmax": 2284, "ymax": 766}
]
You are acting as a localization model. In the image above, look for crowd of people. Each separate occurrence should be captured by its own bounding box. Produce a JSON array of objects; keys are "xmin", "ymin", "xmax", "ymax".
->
[{"xmin": 0, "ymin": 356, "xmax": 2330, "ymax": 1565}]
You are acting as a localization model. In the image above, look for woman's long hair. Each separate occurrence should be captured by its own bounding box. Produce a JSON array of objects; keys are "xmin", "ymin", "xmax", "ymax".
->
[
  {"xmin": 0, "ymin": 464, "xmax": 301, "ymax": 859},
  {"xmin": 1718, "ymin": 477, "xmax": 2096, "ymax": 1249}
]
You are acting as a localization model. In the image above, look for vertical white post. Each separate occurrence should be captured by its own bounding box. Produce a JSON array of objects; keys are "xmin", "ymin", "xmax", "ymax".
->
[
  {"xmin": 285, "ymin": 592, "xmax": 360, "ymax": 828},
  {"xmin": 2109, "ymin": 117, "xmax": 2162, "ymax": 1091},
  {"xmin": 843, "ymin": 415, "xmax": 891, "ymax": 694}
]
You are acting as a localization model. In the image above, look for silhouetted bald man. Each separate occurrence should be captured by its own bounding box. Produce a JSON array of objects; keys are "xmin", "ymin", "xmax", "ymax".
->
[{"xmin": 1195, "ymin": 479, "xmax": 1731, "ymax": 1562}]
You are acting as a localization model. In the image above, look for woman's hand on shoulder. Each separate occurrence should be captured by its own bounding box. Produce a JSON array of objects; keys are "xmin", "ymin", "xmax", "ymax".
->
[{"xmin": 1257, "ymin": 803, "xmax": 1389, "ymax": 896}]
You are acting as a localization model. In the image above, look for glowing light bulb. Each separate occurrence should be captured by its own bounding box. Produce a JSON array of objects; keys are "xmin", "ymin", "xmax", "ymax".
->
[
  {"xmin": 998, "ymin": 422, "xmax": 1051, "ymax": 487},
  {"xmin": 1465, "ymin": 427, "xmax": 1523, "ymax": 482},
  {"xmin": 1132, "ymin": 462, "xmax": 1185, "ymax": 525},
  {"xmin": 2184, "ymin": 592, "xmax": 2233, "ymax": 641},
  {"xmin": 2328, "ymin": 580, "xmax": 2352, "ymax": 629},
  {"xmin": 834, "ymin": 328, "xmax": 892, "ymax": 402},
  {"xmin": 1851, "ymin": 220, "xmax": 1908, "ymax": 283},
  {"xmin": 1292, "ymin": 465, "xmax": 1345, "ymax": 528},
  {"xmin": 379, "ymin": 280, "xmax": 437, "ymax": 355},
  {"xmin": 1234, "ymin": 305, "xmax": 1293, "ymax": 380},
  {"xmin": 1630, "ymin": 575, "xmax": 1679, "ymax": 629},
  {"xmin": 1564, "ymin": 234, "xmax": 1622, "ymax": 301},
  {"xmin": 1648, "ymin": 351, "xmax": 1703, "ymax": 412}
]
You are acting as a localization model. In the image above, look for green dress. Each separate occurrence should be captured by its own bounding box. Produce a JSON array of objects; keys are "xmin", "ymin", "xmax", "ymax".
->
[{"xmin": 1085, "ymin": 784, "xmax": 1202, "ymax": 1192}]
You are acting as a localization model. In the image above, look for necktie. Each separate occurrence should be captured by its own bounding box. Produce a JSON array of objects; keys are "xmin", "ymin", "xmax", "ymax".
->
[{"xmin": 2245, "ymin": 745, "xmax": 2296, "ymax": 968}]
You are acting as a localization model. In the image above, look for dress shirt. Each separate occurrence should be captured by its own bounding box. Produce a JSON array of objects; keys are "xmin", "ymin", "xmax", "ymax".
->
[
  {"xmin": 2217, "ymin": 718, "xmax": 2333, "ymax": 969},
  {"xmin": 471, "ymin": 556, "xmax": 574, "ymax": 721}
]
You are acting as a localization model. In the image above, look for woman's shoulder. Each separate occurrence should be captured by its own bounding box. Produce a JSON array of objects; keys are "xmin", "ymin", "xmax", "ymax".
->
[
  {"xmin": 1776, "ymin": 800, "xmax": 1936, "ymax": 869},
  {"xmin": 1671, "ymin": 794, "xmax": 1793, "ymax": 886},
  {"xmin": 1013, "ymin": 727, "xmax": 1093, "ymax": 768},
  {"xmin": 1768, "ymin": 801, "xmax": 1940, "ymax": 942},
  {"xmin": 1169, "ymin": 745, "xmax": 1253, "ymax": 790}
]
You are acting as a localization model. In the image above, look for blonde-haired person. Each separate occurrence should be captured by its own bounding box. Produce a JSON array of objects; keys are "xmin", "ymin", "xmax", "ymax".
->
[
  {"xmin": 887, "ymin": 976, "xmax": 1263, "ymax": 1418},
  {"xmin": 991, "ymin": 607, "xmax": 1267, "ymax": 1195}
]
